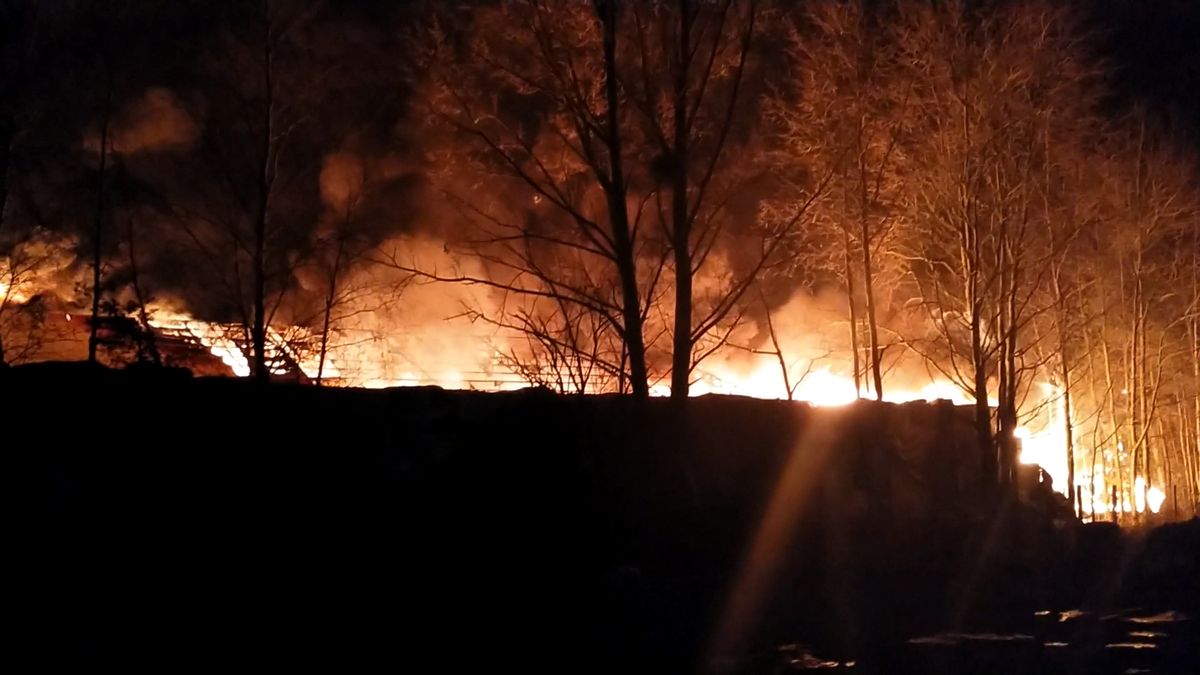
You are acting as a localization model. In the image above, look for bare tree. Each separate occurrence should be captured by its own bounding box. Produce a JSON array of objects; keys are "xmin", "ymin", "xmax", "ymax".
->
[
  {"xmin": 406, "ymin": 1, "xmax": 663, "ymax": 397},
  {"xmin": 0, "ymin": 229, "xmax": 76, "ymax": 365},
  {"xmin": 772, "ymin": 0, "xmax": 911, "ymax": 401},
  {"xmin": 406, "ymin": 1, "xmax": 827, "ymax": 400},
  {"xmin": 726, "ymin": 291, "xmax": 831, "ymax": 401},
  {"xmin": 1085, "ymin": 120, "xmax": 1198, "ymax": 517},
  {"xmin": 166, "ymin": 0, "xmax": 330, "ymax": 382},
  {"xmin": 488, "ymin": 294, "xmax": 626, "ymax": 394},
  {"xmin": 122, "ymin": 212, "xmax": 160, "ymax": 364},
  {"xmin": 888, "ymin": 1, "xmax": 1101, "ymax": 491},
  {"xmin": 87, "ymin": 66, "xmax": 113, "ymax": 364},
  {"xmin": 0, "ymin": 0, "xmax": 41, "ymax": 366},
  {"xmin": 301, "ymin": 152, "xmax": 409, "ymax": 386},
  {"xmin": 615, "ymin": 0, "xmax": 762, "ymax": 400}
]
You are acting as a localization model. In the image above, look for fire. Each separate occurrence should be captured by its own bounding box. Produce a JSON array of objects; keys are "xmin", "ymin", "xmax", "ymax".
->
[
  {"xmin": 146, "ymin": 297, "xmax": 979, "ymax": 407},
  {"xmin": 1077, "ymin": 468, "xmax": 1168, "ymax": 516},
  {"xmin": 690, "ymin": 356, "xmax": 974, "ymax": 407},
  {"xmin": 0, "ymin": 278, "xmax": 31, "ymax": 305},
  {"xmin": 1136, "ymin": 477, "xmax": 1167, "ymax": 514},
  {"xmin": 1147, "ymin": 487, "xmax": 1166, "ymax": 514},
  {"xmin": 1015, "ymin": 384, "xmax": 1071, "ymax": 493},
  {"xmin": 149, "ymin": 308, "xmax": 253, "ymax": 376},
  {"xmin": 144, "ymin": 300, "xmax": 530, "ymax": 391},
  {"xmin": 148, "ymin": 305, "xmax": 334, "ymax": 380}
]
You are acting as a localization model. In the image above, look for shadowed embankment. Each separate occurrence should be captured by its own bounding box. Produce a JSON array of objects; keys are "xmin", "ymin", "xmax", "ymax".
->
[{"xmin": 7, "ymin": 363, "xmax": 1196, "ymax": 671}]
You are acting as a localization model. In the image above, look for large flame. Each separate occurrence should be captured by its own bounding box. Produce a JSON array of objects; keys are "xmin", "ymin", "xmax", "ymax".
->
[{"xmin": 1015, "ymin": 384, "xmax": 1071, "ymax": 493}]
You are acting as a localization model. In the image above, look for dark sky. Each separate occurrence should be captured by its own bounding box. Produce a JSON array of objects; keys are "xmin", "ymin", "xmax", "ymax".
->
[
  {"xmin": 8, "ymin": 1, "xmax": 1197, "ymax": 169},
  {"xmin": 1087, "ymin": 0, "xmax": 1200, "ymax": 141},
  {"xmin": 11, "ymin": 0, "xmax": 1199, "ymax": 132}
]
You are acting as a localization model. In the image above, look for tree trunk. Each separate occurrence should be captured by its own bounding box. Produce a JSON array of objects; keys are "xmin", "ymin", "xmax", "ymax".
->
[
  {"xmin": 316, "ymin": 291, "xmax": 333, "ymax": 386},
  {"xmin": 1084, "ymin": 325, "xmax": 1104, "ymax": 514},
  {"xmin": 669, "ymin": 0, "xmax": 694, "ymax": 402},
  {"xmin": 0, "ymin": 110, "xmax": 10, "ymax": 236},
  {"xmin": 761, "ymin": 295, "xmax": 792, "ymax": 400},
  {"xmin": 89, "ymin": 75, "xmax": 112, "ymax": 364},
  {"xmin": 252, "ymin": 25, "xmax": 274, "ymax": 384},
  {"xmin": 1192, "ymin": 241, "xmax": 1200, "ymax": 500},
  {"xmin": 599, "ymin": 0, "xmax": 648, "ymax": 399},
  {"xmin": 1100, "ymin": 293, "xmax": 1125, "ymax": 514},
  {"xmin": 252, "ymin": 191, "xmax": 268, "ymax": 379},
  {"xmin": 126, "ymin": 218, "xmax": 160, "ymax": 365},
  {"xmin": 997, "ymin": 219, "xmax": 1023, "ymax": 494},
  {"xmin": 0, "ymin": 110, "xmax": 11, "ymax": 365},
  {"xmin": 1061, "ymin": 331, "xmax": 1075, "ymax": 515},
  {"xmin": 670, "ymin": 190, "xmax": 692, "ymax": 400},
  {"xmin": 316, "ymin": 239, "xmax": 343, "ymax": 387},
  {"xmin": 857, "ymin": 123, "xmax": 883, "ymax": 400},
  {"xmin": 972, "ymin": 308, "xmax": 995, "ymax": 485},
  {"xmin": 1130, "ymin": 119, "xmax": 1146, "ymax": 514},
  {"xmin": 861, "ymin": 218, "xmax": 883, "ymax": 400},
  {"xmin": 1053, "ymin": 263, "xmax": 1076, "ymax": 511},
  {"xmin": 843, "ymin": 227, "xmax": 862, "ymax": 397},
  {"xmin": 968, "ymin": 257, "xmax": 994, "ymax": 486}
]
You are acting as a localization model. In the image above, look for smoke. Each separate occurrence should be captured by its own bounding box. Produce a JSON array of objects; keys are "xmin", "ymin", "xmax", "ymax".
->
[
  {"xmin": 0, "ymin": 230, "xmax": 82, "ymax": 304},
  {"xmin": 690, "ymin": 285, "xmax": 850, "ymax": 393},
  {"xmin": 318, "ymin": 152, "xmax": 365, "ymax": 213},
  {"xmin": 314, "ymin": 234, "xmax": 520, "ymax": 388},
  {"xmin": 0, "ymin": 230, "xmax": 84, "ymax": 364},
  {"xmin": 112, "ymin": 88, "xmax": 198, "ymax": 154},
  {"xmin": 81, "ymin": 88, "xmax": 198, "ymax": 156}
]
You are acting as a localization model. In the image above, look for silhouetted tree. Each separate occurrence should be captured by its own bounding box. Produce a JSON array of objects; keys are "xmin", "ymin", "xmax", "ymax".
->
[
  {"xmin": 408, "ymin": 0, "xmax": 658, "ymax": 397},
  {"xmin": 773, "ymin": 0, "xmax": 910, "ymax": 400},
  {"xmin": 169, "ymin": 0, "xmax": 329, "ymax": 381}
]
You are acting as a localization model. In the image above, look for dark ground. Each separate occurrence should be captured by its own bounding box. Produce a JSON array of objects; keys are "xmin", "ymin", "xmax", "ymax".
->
[{"xmin": 7, "ymin": 363, "xmax": 1197, "ymax": 672}]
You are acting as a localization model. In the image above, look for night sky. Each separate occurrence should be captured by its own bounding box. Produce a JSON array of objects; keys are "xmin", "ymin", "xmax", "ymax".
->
[{"xmin": 1091, "ymin": 0, "xmax": 1200, "ymax": 140}]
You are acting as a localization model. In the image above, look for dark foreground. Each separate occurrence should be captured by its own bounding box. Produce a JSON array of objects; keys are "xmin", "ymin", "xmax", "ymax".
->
[{"xmin": 8, "ymin": 363, "xmax": 1198, "ymax": 672}]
